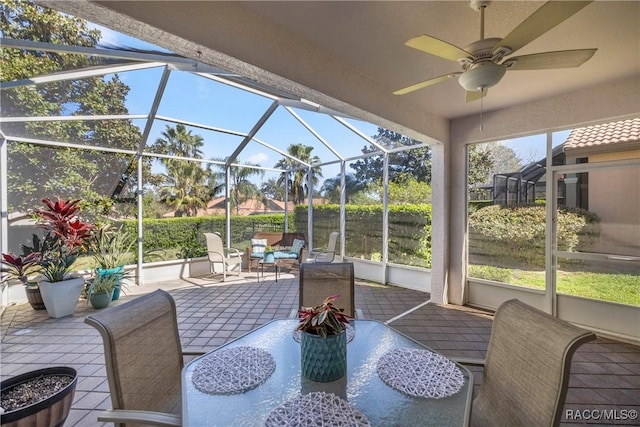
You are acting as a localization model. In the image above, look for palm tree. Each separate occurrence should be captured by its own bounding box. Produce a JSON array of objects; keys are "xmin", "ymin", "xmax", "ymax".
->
[
  {"xmin": 227, "ymin": 163, "xmax": 264, "ymax": 215},
  {"xmin": 159, "ymin": 161, "xmax": 212, "ymax": 216},
  {"xmin": 154, "ymin": 124, "xmax": 204, "ymax": 160},
  {"xmin": 275, "ymin": 144, "xmax": 323, "ymax": 205},
  {"xmin": 153, "ymin": 124, "xmax": 212, "ymax": 216},
  {"xmin": 320, "ymin": 173, "xmax": 366, "ymax": 203}
]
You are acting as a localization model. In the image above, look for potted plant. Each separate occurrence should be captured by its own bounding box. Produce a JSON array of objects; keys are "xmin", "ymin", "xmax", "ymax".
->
[
  {"xmin": 0, "ymin": 366, "xmax": 77, "ymax": 426},
  {"xmin": 297, "ymin": 294, "xmax": 351, "ymax": 382},
  {"xmin": 0, "ymin": 252, "xmax": 45, "ymax": 310},
  {"xmin": 86, "ymin": 271, "xmax": 122, "ymax": 309},
  {"xmin": 32, "ymin": 198, "xmax": 94, "ymax": 318},
  {"xmin": 263, "ymin": 246, "xmax": 275, "ymax": 263},
  {"xmin": 90, "ymin": 224, "xmax": 134, "ymax": 300}
]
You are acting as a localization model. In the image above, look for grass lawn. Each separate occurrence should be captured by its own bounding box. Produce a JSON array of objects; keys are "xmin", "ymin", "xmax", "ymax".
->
[{"xmin": 468, "ymin": 265, "xmax": 640, "ymax": 306}]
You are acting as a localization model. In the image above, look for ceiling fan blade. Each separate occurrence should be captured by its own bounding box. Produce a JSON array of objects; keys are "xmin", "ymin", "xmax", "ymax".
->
[
  {"xmin": 405, "ymin": 35, "xmax": 471, "ymax": 62},
  {"xmin": 465, "ymin": 90, "xmax": 487, "ymax": 103},
  {"xmin": 495, "ymin": 1, "xmax": 592, "ymax": 56},
  {"xmin": 506, "ymin": 49, "xmax": 597, "ymax": 70},
  {"xmin": 393, "ymin": 73, "xmax": 461, "ymax": 95}
]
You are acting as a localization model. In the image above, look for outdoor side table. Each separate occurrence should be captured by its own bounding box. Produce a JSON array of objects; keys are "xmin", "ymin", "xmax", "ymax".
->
[{"xmin": 258, "ymin": 260, "xmax": 279, "ymax": 282}]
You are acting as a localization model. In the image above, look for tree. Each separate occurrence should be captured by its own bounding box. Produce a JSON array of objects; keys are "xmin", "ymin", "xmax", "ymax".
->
[
  {"xmin": 320, "ymin": 174, "xmax": 366, "ymax": 203},
  {"xmin": 468, "ymin": 142, "xmax": 522, "ymax": 187},
  {"xmin": 468, "ymin": 144, "xmax": 495, "ymax": 188},
  {"xmin": 1, "ymin": 0, "xmax": 145, "ymax": 215},
  {"xmin": 260, "ymin": 177, "xmax": 287, "ymax": 200},
  {"xmin": 153, "ymin": 124, "xmax": 204, "ymax": 159},
  {"xmin": 153, "ymin": 124, "xmax": 215, "ymax": 216},
  {"xmin": 274, "ymin": 144, "xmax": 323, "ymax": 205},
  {"xmin": 351, "ymin": 128, "xmax": 432, "ymax": 185},
  {"xmin": 228, "ymin": 163, "xmax": 264, "ymax": 215}
]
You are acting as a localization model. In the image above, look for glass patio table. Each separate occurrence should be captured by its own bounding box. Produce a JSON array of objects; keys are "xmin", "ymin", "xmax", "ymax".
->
[{"xmin": 182, "ymin": 319, "xmax": 473, "ymax": 426}]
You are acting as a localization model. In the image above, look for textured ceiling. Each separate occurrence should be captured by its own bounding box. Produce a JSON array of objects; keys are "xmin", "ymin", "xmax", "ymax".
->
[{"xmin": 40, "ymin": 1, "xmax": 640, "ymax": 143}]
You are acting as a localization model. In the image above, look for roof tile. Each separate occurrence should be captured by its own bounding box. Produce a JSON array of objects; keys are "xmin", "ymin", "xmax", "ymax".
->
[{"xmin": 564, "ymin": 118, "xmax": 640, "ymax": 150}]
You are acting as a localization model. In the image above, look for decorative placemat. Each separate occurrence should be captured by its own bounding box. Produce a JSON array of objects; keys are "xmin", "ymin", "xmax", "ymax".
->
[
  {"xmin": 264, "ymin": 392, "xmax": 370, "ymax": 427},
  {"xmin": 376, "ymin": 348, "xmax": 465, "ymax": 399},
  {"xmin": 293, "ymin": 323, "xmax": 355, "ymax": 343},
  {"xmin": 192, "ymin": 346, "xmax": 275, "ymax": 394}
]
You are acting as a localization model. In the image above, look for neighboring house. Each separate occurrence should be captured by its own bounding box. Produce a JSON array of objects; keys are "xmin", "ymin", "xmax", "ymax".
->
[
  {"xmin": 162, "ymin": 197, "xmax": 329, "ymax": 217},
  {"xmin": 562, "ymin": 118, "xmax": 639, "ymax": 255},
  {"xmin": 482, "ymin": 118, "xmax": 639, "ymax": 255}
]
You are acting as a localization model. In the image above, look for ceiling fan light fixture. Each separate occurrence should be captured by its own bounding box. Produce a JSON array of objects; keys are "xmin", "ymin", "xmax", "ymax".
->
[{"xmin": 458, "ymin": 62, "xmax": 506, "ymax": 91}]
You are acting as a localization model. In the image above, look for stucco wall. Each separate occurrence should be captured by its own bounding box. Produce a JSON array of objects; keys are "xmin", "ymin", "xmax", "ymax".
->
[{"xmin": 587, "ymin": 150, "xmax": 640, "ymax": 255}]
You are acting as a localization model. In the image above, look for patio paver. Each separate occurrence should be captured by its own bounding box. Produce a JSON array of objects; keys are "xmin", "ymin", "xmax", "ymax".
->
[{"xmin": 1, "ymin": 272, "xmax": 638, "ymax": 426}]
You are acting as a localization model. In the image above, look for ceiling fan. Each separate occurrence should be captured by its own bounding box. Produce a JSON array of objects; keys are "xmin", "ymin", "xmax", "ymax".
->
[{"xmin": 394, "ymin": 1, "xmax": 597, "ymax": 102}]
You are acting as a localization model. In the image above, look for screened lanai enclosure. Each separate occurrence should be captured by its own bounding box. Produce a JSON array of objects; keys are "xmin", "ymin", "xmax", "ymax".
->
[
  {"xmin": 1, "ymin": 1, "xmax": 639, "ymax": 343},
  {"xmin": 1, "ymin": 36, "xmax": 434, "ymax": 291}
]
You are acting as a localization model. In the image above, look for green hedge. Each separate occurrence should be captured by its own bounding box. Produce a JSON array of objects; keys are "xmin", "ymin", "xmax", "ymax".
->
[
  {"xmin": 121, "ymin": 214, "xmax": 292, "ymax": 262},
  {"xmin": 469, "ymin": 204, "xmax": 600, "ymax": 268},
  {"xmin": 119, "ymin": 205, "xmax": 433, "ymax": 266},
  {"xmin": 295, "ymin": 204, "xmax": 432, "ymax": 268}
]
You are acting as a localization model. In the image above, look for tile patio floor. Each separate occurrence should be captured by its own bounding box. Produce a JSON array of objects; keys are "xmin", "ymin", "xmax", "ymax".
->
[{"xmin": 1, "ymin": 270, "xmax": 638, "ymax": 426}]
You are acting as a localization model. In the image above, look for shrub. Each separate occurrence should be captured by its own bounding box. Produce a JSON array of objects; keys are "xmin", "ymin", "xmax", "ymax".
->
[
  {"xmin": 295, "ymin": 204, "xmax": 432, "ymax": 268},
  {"xmin": 469, "ymin": 204, "xmax": 600, "ymax": 268}
]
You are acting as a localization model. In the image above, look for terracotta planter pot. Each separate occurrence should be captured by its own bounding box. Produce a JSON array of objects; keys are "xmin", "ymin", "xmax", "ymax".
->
[
  {"xmin": 0, "ymin": 367, "xmax": 77, "ymax": 427},
  {"xmin": 38, "ymin": 277, "xmax": 84, "ymax": 319}
]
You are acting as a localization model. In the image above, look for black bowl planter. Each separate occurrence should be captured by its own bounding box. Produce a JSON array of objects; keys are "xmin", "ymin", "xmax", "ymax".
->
[{"xmin": 0, "ymin": 367, "xmax": 77, "ymax": 427}]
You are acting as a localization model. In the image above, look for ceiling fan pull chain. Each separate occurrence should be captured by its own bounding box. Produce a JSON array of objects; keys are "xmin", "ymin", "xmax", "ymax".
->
[{"xmin": 480, "ymin": 91, "xmax": 484, "ymax": 132}]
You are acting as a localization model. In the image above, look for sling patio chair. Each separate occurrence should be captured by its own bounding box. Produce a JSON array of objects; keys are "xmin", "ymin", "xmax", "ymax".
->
[
  {"xmin": 305, "ymin": 231, "xmax": 340, "ymax": 263},
  {"xmin": 85, "ymin": 289, "xmax": 204, "ymax": 426},
  {"xmin": 457, "ymin": 298, "xmax": 596, "ymax": 427},
  {"xmin": 293, "ymin": 261, "xmax": 363, "ymax": 319},
  {"xmin": 204, "ymin": 232, "xmax": 242, "ymax": 281}
]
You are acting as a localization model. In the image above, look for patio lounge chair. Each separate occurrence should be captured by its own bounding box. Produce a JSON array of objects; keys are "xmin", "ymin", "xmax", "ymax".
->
[
  {"xmin": 296, "ymin": 261, "xmax": 363, "ymax": 318},
  {"xmin": 204, "ymin": 232, "xmax": 242, "ymax": 281},
  {"xmin": 459, "ymin": 299, "xmax": 596, "ymax": 427},
  {"xmin": 85, "ymin": 289, "xmax": 204, "ymax": 426},
  {"xmin": 305, "ymin": 231, "xmax": 339, "ymax": 263}
]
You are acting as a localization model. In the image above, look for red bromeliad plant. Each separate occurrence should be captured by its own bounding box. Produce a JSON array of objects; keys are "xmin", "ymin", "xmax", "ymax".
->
[
  {"xmin": 297, "ymin": 294, "xmax": 351, "ymax": 338},
  {"xmin": 33, "ymin": 198, "xmax": 94, "ymax": 282}
]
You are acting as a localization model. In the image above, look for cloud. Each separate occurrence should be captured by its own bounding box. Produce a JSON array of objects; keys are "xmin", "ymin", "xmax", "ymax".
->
[{"xmin": 246, "ymin": 152, "xmax": 269, "ymax": 165}]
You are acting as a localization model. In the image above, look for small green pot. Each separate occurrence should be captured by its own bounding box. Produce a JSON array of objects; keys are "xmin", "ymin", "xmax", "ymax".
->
[{"xmin": 89, "ymin": 290, "xmax": 114, "ymax": 309}]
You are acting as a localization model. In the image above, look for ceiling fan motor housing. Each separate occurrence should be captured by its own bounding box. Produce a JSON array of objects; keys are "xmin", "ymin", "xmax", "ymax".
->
[
  {"xmin": 458, "ymin": 61, "xmax": 506, "ymax": 92},
  {"xmin": 458, "ymin": 38, "xmax": 508, "ymax": 91}
]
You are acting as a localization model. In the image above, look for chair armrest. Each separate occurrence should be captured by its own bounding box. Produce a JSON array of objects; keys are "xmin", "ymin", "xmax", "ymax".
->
[
  {"xmin": 226, "ymin": 248, "xmax": 242, "ymax": 257},
  {"xmin": 313, "ymin": 250, "xmax": 335, "ymax": 263},
  {"xmin": 97, "ymin": 409, "xmax": 181, "ymax": 426},
  {"xmin": 451, "ymin": 357, "xmax": 485, "ymax": 367},
  {"xmin": 182, "ymin": 348, "xmax": 206, "ymax": 356}
]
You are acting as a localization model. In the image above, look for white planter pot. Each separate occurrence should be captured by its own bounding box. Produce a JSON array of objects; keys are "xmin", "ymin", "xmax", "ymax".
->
[{"xmin": 38, "ymin": 277, "xmax": 85, "ymax": 318}]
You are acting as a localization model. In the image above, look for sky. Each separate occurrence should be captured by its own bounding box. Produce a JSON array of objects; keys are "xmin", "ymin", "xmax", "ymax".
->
[{"xmin": 93, "ymin": 23, "xmax": 571, "ymax": 185}]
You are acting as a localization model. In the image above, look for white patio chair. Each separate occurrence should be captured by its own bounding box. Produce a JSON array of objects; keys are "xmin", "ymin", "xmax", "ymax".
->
[
  {"xmin": 204, "ymin": 232, "xmax": 242, "ymax": 281},
  {"xmin": 306, "ymin": 231, "xmax": 340, "ymax": 263}
]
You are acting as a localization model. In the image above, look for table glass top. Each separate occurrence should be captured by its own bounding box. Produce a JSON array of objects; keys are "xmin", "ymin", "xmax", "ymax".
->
[{"xmin": 182, "ymin": 319, "xmax": 472, "ymax": 426}]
